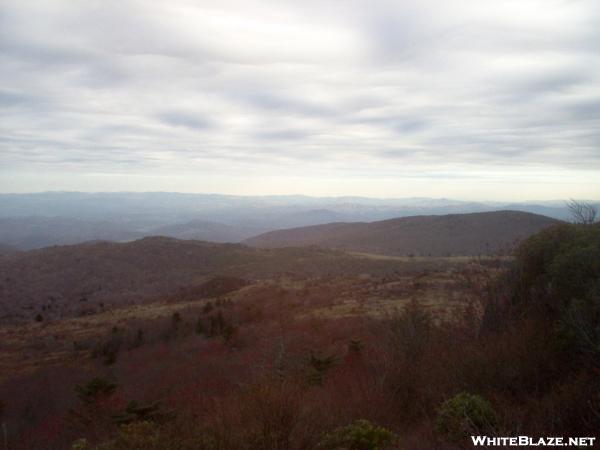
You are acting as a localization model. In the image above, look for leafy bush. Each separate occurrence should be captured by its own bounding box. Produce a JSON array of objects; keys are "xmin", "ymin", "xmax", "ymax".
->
[
  {"xmin": 512, "ymin": 223, "xmax": 600, "ymax": 314},
  {"xmin": 318, "ymin": 419, "xmax": 396, "ymax": 450},
  {"xmin": 349, "ymin": 339, "xmax": 364, "ymax": 353},
  {"xmin": 501, "ymin": 223, "xmax": 600, "ymax": 369},
  {"xmin": 111, "ymin": 400, "xmax": 164, "ymax": 425},
  {"xmin": 557, "ymin": 293, "xmax": 600, "ymax": 367},
  {"xmin": 71, "ymin": 438, "xmax": 91, "ymax": 450},
  {"xmin": 72, "ymin": 422, "xmax": 161, "ymax": 450},
  {"xmin": 171, "ymin": 312, "xmax": 182, "ymax": 328},
  {"xmin": 436, "ymin": 392, "xmax": 496, "ymax": 442},
  {"xmin": 207, "ymin": 311, "xmax": 225, "ymax": 336},
  {"xmin": 307, "ymin": 353, "xmax": 336, "ymax": 386},
  {"xmin": 202, "ymin": 301, "xmax": 214, "ymax": 314},
  {"xmin": 91, "ymin": 334, "xmax": 122, "ymax": 366},
  {"xmin": 195, "ymin": 317, "xmax": 205, "ymax": 335},
  {"xmin": 75, "ymin": 377, "xmax": 117, "ymax": 404},
  {"xmin": 109, "ymin": 421, "xmax": 161, "ymax": 450},
  {"xmin": 133, "ymin": 329, "xmax": 144, "ymax": 348}
]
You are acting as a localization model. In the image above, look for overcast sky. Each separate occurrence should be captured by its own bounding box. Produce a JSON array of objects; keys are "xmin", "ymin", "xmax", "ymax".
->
[{"xmin": 1, "ymin": 0, "xmax": 599, "ymax": 200}]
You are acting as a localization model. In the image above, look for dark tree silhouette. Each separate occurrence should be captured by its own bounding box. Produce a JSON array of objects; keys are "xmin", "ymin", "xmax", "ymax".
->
[{"xmin": 567, "ymin": 199, "xmax": 597, "ymax": 224}]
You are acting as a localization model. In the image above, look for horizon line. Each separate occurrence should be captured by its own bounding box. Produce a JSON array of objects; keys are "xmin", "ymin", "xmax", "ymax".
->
[{"xmin": 0, "ymin": 190, "xmax": 596, "ymax": 204}]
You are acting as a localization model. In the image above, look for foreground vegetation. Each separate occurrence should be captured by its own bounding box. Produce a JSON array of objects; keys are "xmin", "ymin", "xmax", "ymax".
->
[{"xmin": 0, "ymin": 222, "xmax": 598, "ymax": 449}]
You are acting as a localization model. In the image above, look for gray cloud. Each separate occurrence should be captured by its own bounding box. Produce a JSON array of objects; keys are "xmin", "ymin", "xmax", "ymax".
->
[
  {"xmin": 255, "ymin": 129, "xmax": 313, "ymax": 142},
  {"xmin": 157, "ymin": 111, "xmax": 213, "ymax": 130},
  {"xmin": 0, "ymin": 0, "xmax": 599, "ymax": 199}
]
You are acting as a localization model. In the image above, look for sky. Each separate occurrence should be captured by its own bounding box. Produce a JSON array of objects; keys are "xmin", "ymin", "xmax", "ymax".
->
[{"xmin": 1, "ymin": 0, "xmax": 599, "ymax": 200}]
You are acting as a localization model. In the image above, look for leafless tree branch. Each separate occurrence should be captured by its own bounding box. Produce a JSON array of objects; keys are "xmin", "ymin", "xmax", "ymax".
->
[{"xmin": 566, "ymin": 199, "xmax": 597, "ymax": 224}]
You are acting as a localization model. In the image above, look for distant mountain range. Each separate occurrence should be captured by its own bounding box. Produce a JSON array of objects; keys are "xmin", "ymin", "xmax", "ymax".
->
[
  {"xmin": 0, "ymin": 216, "xmax": 140, "ymax": 250},
  {"xmin": 0, "ymin": 192, "xmax": 590, "ymax": 250},
  {"xmin": 245, "ymin": 210, "xmax": 560, "ymax": 256}
]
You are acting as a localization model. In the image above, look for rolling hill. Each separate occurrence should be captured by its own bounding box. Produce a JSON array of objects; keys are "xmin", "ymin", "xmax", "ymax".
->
[
  {"xmin": 0, "ymin": 236, "xmax": 448, "ymax": 324},
  {"xmin": 245, "ymin": 210, "xmax": 560, "ymax": 256},
  {"xmin": 149, "ymin": 220, "xmax": 265, "ymax": 243}
]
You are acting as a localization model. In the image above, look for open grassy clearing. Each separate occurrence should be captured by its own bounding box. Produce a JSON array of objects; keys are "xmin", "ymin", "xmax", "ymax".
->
[{"xmin": 0, "ymin": 298, "xmax": 216, "ymax": 382}]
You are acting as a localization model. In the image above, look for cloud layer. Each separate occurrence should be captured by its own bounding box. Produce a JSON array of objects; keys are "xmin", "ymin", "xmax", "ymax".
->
[{"xmin": 1, "ymin": 0, "xmax": 599, "ymax": 199}]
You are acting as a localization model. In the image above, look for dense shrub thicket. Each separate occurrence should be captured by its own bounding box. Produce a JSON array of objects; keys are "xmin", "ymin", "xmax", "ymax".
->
[
  {"xmin": 318, "ymin": 420, "xmax": 397, "ymax": 450},
  {"xmin": 436, "ymin": 393, "xmax": 497, "ymax": 443},
  {"xmin": 504, "ymin": 223, "xmax": 600, "ymax": 367},
  {"xmin": 514, "ymin": 223, "xmax": 600, "ymax": 311}
]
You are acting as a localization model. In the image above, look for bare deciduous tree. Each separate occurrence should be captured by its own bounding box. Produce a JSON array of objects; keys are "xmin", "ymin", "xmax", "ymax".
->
[{"xmin": 566, "ymin": 199, "xmax": 598, "ymax": 224}]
